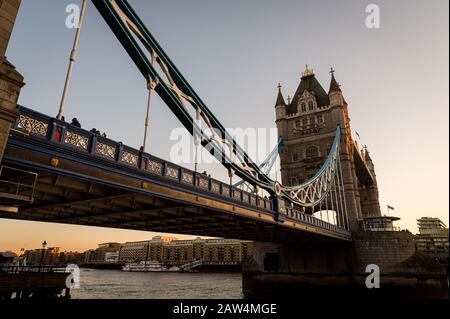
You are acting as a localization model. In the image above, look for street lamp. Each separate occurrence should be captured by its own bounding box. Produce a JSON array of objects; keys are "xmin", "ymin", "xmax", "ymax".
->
[{"xmin": 39, "ymin": 240, "xmax": 47, "ymax": 272}]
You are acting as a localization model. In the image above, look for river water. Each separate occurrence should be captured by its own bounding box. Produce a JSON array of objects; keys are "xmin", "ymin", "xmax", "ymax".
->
[{"xmin": 71, "ymin": 269, "xmax": 243, "ymax": 299}]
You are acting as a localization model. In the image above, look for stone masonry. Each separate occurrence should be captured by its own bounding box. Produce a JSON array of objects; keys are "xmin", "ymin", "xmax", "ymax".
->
[
  {"xmin": 274, "ymin": 66, "xmax": 381, "ymax": 231},
  {"xmin": 0, "ymin": 0, "xmax": 23, "ymax": 161}
]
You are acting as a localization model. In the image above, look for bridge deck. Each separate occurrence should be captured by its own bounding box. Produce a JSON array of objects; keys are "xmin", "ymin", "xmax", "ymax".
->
[{"xmin": 1, "ymin": 106, "xmax": 351, "ymax": 243}]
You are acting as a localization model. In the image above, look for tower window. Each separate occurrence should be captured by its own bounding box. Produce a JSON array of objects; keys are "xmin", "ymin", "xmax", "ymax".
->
[
  {"xmin": 301, "ymin": 103, "xmax": 306, "ymax": 112},
  {"xmin": 292, "ymin": 152, "xmax": 299, "ymax": 162},
  {"xmin": 317, "ymin": 115, "xmax": 323, "ymax": 123},
  {"xmin": 308, "ymin": 101, "xmax": 314, "ymax": 111},
  {"xmin": 294, "ymin": 118, "xmax": 303, "ymax": 128},
  {"xmin": 306, "ymin": 146, "xmax": 319, "ymax": 158}
]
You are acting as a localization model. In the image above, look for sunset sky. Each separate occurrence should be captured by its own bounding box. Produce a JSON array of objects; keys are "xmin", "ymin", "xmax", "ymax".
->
[{"xmin": 1, "ymin": 0, "xmax": 448, "ymax": 252}]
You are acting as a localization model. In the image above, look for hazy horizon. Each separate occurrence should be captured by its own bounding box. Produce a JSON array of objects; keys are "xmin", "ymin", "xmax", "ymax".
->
[{"xmin": 1, "ymin": 0, "xmax": 448, "ymax": 252}]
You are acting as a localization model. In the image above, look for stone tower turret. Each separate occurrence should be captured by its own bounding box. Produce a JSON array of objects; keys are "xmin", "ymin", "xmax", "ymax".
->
[
  {"xmin": 0, "ymin": 1, "xmax": 24, "ymax": 162},
  {"xmin": 359, "ymin": 147, "xmax": 382, "ymax": 217},
  {"xmin": 274, "ymin": 83, "xmax": 287, "ymax": 141},
  {"xmin": 274, "ymin": 66, "xmax": 383, "ymax": 231}
]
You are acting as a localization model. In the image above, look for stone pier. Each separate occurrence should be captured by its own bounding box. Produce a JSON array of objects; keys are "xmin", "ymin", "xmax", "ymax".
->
[
  {"xmin": 0, "ymin": 0, "xmax": 23, "ymax": 162},
  {"xmin": 242, "ymin": 230, "xmax": 448, "ymax": 299}
]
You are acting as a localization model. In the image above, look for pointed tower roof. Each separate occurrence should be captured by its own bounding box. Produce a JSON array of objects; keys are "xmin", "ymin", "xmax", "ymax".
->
[
  {"xmin": 328, "ymin": 67, "xmax": 342, "ymax": 93},
  {"xmin": 364, "ymin": 148, "xmax": 373, "ymax": 162},
  {"xmin": 286, "ymin": 65, "xmax": 329, "ymax": 114},
  {"xmin": 274, "ymin": 83, "xmax": 286, "ymax": 107}
]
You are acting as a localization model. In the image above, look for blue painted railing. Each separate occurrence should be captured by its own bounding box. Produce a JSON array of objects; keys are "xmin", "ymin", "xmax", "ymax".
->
[{"xmin": 11, "ymin": 105, "xmax": 350, "ymax": 238}]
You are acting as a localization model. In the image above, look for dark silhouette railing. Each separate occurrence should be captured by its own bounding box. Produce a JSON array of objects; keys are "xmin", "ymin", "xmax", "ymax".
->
[{"xmin": 1, "ymin": 265, "xmax": 69, "ymax": 274}]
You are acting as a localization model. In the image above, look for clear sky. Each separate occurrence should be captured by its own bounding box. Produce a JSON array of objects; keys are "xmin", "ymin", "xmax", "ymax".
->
[{"xmin": 1, "ymin": 0, "xmax": 448, "ymax": 252}]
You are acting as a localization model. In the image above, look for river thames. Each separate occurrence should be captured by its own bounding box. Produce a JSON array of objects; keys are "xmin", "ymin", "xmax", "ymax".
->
[{"xmin": 71, "ymin": 269, "xmax": 243, "ymax": 299}]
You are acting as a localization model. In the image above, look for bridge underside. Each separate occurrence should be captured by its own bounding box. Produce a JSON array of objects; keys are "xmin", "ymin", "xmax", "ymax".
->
[{"xmin": 1, "ymin": 140, "xmax": 348, "ymax": 244}]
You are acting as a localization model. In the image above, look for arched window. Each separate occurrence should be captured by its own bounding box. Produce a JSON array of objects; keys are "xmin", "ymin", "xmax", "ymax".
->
[
  {"xmin": 306, "ymin": 146, "xmax": 319, "ymax": 158},
  {"xmin": 317, "ymin": 114, "xmax": 324, "ymax": 123},
  {"xmin": 301, "ymin": 103, "xmax": 306, "ymax": 112},
  {"xmin": 308, "ymin": 101, "xmax": 314, "ymax": 111}
]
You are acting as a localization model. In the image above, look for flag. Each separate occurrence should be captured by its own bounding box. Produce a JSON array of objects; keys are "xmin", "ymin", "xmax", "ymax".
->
[{"xmin": 387, "ymin": 205, "xmax": 394, "ymax": 210}]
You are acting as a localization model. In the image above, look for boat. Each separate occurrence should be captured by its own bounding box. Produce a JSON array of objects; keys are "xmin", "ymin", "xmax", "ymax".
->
[
  {"xmin": 188, "ymin": 269, "xmax": 200, "ymax": 273},
  {"xmin": 121, "ymin": 260, "xmax": 179, "ymax": 272}
]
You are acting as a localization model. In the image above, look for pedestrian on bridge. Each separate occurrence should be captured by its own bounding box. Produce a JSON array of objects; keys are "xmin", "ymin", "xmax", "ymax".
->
[{"xmin": 71, "ymin": 118, "xmax": 81, "ymax": 128}]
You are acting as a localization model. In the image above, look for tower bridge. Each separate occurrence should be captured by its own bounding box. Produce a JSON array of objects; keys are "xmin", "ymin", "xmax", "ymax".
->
[
  {"xmin": 1, "ymin": 105, "xmax": 350, "ymax": 243},
  {"xmin": 0, "ymin": 0, "xmax": 446, "ymax": 298}
]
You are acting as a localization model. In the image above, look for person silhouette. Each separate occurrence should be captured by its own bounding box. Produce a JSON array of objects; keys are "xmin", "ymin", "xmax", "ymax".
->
[{"xmin": 71, "ymin": 118, "xmax": 81, "ymax": 127}]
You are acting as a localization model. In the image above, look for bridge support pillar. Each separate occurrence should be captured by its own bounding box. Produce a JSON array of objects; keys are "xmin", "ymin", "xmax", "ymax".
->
[
  {"xmin": 243, "ymin": 233, "xmax": 448, "ymax": 299},
  {"xmin": 0, "ymin": 0, "xmax": 24, "ymax": 162}
]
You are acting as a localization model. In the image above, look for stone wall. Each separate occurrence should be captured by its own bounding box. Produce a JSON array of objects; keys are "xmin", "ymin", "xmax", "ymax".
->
[
  {"xmin": 245, "ymin": 231, "xmax": 442, "ymax": 276},
  {"xmin": 0, "ymin": 0, "xmax": 23, "ymax": 161},
  {"xmin": 352, "ymin": 230, "xmax": 440, "ymax": 274},
  {"xmin": 0, "ymin": 0, "xmax": 21, "ymax": 57},
  {"xmin": 243, "ymin": 241, "xmax": 354, "ymax": 275},
  {"xmin": 243, "ymin": 232, "xmax": 447, "ymax": 298}
]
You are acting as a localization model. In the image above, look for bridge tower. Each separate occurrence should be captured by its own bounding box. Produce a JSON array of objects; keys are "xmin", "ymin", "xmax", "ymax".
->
[
  {"xmin": 275, "ymin": 66, "xmax": 381, "ymax": 231},
  {"xmin": 358, "ymin": 148, "xmax": 382, "ymax": 217},
  {"xmin": 0, "ymin": 0, "xmax": 24, "ymax": 161}
]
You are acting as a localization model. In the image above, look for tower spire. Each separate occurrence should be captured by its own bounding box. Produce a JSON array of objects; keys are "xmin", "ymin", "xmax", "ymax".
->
[
  {"xmin": 329, "ymin": 67, "xmax": 342, "ymax": 93},
  {"xmin": 301, "ymin": 64, "xmax": 314, "ymax": 78},
  {"xmin": 275, "ymin": 83, "xmax": 286, "ymax": 107},
  {"xmin": 364, "ymin": 145, "xmax": 373, "ymax": 162}
]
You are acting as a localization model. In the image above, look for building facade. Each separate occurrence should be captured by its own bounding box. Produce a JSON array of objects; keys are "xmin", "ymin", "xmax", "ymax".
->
[
  {"xmin": 118, "ymin": 236, "xmax": 253, "ymax": 265},
  {"xmin": 91, "ymin": 242, "xmax": 121, "ymax": 263},
  {"xmin": 362, "ymin": 216, "xmax": 401, "ymax": 232},
  {"xmin": 23, "ymin": 247, "xmax": 60, "ymax": 265},
  {"xmin": 415, "ymin": 217, "xmax": 449, "ymax": 259},
  {"xmin": 118, "ymin": 236, "xmax": 177, "ymax": 262},
  {"xmin": 118, "ymin": 240, "xmax": 151, "ymax": 263},
  {"xmin": 274, "ymin": 66, "xmax": 381, "ymax": 230}
]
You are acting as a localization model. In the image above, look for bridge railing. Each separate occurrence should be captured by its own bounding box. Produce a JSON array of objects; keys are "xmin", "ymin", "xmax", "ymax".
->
[
  {"xmin": 1, "ymin": 265, "xmax": 69, "ymax": 274},
  {"xmin": 12, "ymin": 106, "xmax": 350, "ymax": 237},
  {"xmin": 276, "ymin": 198, "xmax": 350, "ymax": 236},
  {"xmin": 12, "ymin": 106, "xmax": 274, "ymax": 210}
]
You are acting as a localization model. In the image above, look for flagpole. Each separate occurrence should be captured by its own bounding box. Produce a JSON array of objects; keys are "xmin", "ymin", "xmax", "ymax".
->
[{"xmin": 57, "ymin": 0, "xmax": 88, "ymax": 120}]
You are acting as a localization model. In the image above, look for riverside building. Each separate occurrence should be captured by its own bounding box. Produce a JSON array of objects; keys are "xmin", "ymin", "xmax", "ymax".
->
[{"xmin": 118, "ymin": 236, "xmax": 253, "ymax": 265}]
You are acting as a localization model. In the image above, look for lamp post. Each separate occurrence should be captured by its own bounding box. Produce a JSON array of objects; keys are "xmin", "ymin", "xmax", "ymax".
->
[{"xmin": 39, "ymin": 240, "xmax": 47, "ymax": 272}]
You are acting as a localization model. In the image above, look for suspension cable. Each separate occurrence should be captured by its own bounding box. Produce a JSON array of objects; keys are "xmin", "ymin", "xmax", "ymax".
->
[
  {"xmin": 336, "ymin": 162, "xmax": 345, "ymax": 228},
  {"xmin": 338, "ymin": 156, "xmax": 350, "ymax": 230},
  {"xmin": 330, "ymin": 182, "xmax": 335, "ymax": 225},
  {"xmin": 57, "ymin": 0, "xmax": 88, "ymax": 120}
]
